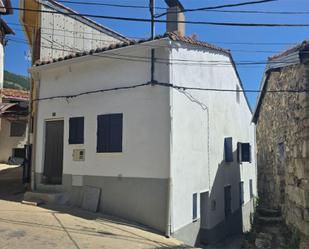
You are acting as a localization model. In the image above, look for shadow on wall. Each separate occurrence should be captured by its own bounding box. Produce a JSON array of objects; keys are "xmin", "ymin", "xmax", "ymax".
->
[{"xmin": 197, "ymin": 149, "xmax": 245, "ymax": 246}]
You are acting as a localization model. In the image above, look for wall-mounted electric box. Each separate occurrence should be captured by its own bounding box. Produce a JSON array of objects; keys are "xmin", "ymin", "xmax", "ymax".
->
[{"xmin": 73, "ymin": 149, "xmax": 85, "ymax": 161}]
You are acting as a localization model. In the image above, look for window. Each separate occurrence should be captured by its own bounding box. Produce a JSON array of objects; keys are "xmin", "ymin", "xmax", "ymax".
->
[
  {"xmin": 97, "ymin": 114, "xmax": 123, "ymax": 153},
  {"xmin": 249, "ymin": 179, "xmax": 254, "ymax": 199},
  {"xmin": 236, "ymin": 85, "xmax": 240, "ymax": 103},
  {"xmin": 239, "ymin": 182, "xmax": 244, "ymax": 206},
  {"xmin": 193, "ymin": 193, "xmax": 198, "ymax": 221},
  {"xmin": 10, "ymin": 122, "xmax": 26, "ymax": 137},
  {"xmin": 278, "ymin": 142, "xmax": 285, "ymax": 162},
  {"xmin": 69, "ymin": 117, "xmax": 84, "ymax": 144},
  {"xmin": 224, "ymin": 137, "xmax": 233, "ymax": 162},
  {"xmin": 237, "ymin": 143, "xmax": 252, "ymax": 163},
  {"xmin": 224, "ymin": 186, "xmax": 232, "ymax": 218}
]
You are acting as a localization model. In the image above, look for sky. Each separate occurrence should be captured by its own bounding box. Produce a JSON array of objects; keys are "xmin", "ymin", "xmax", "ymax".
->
[{"xmin": 3, "ymin": 0, "xmax": 309, "ymax": 109}]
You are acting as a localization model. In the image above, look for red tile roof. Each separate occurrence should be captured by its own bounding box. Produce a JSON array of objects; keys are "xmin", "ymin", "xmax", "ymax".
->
[
  {"xmin": 34, "ymin": 32, "xmax": 230, "ymax": 67},
  {"xmin": 1, "ymin": 88, "xmax": 29, "ymax": 100}
]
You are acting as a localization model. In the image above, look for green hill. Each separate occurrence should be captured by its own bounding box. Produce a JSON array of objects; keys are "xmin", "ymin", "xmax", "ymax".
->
[{"xmin": 3, "ymin": 70, "xmax": 29, "ymax": 90}]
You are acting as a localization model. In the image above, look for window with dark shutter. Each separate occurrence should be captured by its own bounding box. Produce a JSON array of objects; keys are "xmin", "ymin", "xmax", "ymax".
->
[
  {"xmin": 97, "ymin": 114, "xmax": 123, "ymax": 153},
  {"xmin": 193, "ymin": 193, "xmax": 198, "ymax": 221},
  {"xmin": 239, "ymin": 182, "xmax": 244, "ymax": 206},
  {"xmin": 237, "ymin": 142, "xmax": 252, "ymax": 163},
  {"xmin": 224, "ymin": 137, "xmax": 233, "ymax": 162},
  {"xmin": 69, "ymin": 117, "xmax": 84, "ymax": 144},
  {"xmin": 10, "ymin": 122, "xmax": 26, "ymax": 137}
]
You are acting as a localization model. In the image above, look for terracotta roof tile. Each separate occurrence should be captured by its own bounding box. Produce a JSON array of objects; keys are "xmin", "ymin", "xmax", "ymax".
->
[
  {"xmin": 34, "ymin": 32, "xmax": 230, "ymax": 67},
  {"xmin": 1, "ymin": 88, "xmax": 29, "ymax": 100}
]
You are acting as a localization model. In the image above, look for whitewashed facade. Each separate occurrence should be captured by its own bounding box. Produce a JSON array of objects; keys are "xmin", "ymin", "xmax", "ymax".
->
[{"xmin": 30, "ymin": 36, "xmax": 257, "ymax": 246}]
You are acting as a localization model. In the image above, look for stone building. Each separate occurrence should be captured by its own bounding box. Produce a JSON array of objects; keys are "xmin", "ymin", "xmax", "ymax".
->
[{"xmin": 253, "ymin": 41, "xmax": 309, "ymax": 240}]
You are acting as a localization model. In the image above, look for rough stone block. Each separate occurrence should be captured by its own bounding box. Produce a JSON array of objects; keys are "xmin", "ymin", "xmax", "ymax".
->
[
  {"xmin": 302, "ymin": 139, "xmax": 309, "ymax": 158},
  {"xmin": 295, "ymin": 158, "xmax": 309, "ymax": 179},
  {"xmin": 303, "ymin": 118, "xmax": 309, "ymax": 128}
]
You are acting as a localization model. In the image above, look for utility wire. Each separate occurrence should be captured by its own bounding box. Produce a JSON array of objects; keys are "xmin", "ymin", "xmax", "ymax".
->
[
  {"xmin": 156, "ymin": 0, "xmax": 278, "ymax": 17},
  {"xmin": 9, "ymin": 7, "xmax": 309, "ymax": 27},
  {"xmin": 32, "ymin": 81, "xmax": 309, "ymax": 103},
  {"xmin": 52, "ymin": 0, "xmax": 309, "ymax": 15},
  {"xmin": 9, "ymin": 22, "xmax": 300, "ymax": 47},
  {"xmin": 7, "ymin": 37, "xmax": 305, "ymax": 67}
]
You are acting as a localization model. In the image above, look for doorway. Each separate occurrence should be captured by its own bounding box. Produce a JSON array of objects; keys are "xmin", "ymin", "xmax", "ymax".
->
[
  {"xmin": 43, "ymin": 120, "xmax": 64, "ymax": 185},
  {"xmin": 200, "ymin": 191, "xmax": 209, "ymax": 228}
]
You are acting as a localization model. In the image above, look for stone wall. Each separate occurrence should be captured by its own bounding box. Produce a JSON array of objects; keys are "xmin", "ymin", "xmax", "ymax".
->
[{"xmin": 256, "ymin": 63, "xmax": 309, "ymax": 237}]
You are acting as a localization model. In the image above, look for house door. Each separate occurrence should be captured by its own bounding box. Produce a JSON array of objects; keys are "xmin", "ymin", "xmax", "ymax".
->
[
  {"xmin": 224, "ymin": 185, "xmax": 233, "ymax": 236},
  {"xmin": 200, "ymin": 191, "xmax": 209, "ymax": 229},
  {"xmin": 43, "ymin": 120, "xmax": 64, "ymax": 185}
]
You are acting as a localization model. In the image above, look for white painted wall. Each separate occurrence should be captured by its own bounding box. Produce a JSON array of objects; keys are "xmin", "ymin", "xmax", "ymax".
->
[
  {"xmin": 169, "ymin": 43, "xmax": 257, "ymax": 233},
  {"xmin": 40, "ymin": 4, "xmax": 123, "ymax": 62},
  {"xmin": 0, "ymin": 118, "xmax": 27, "ymax": 162},
  {"xmin": 34, "ymin": 42, "xmax": 171, "ymax": 179}
]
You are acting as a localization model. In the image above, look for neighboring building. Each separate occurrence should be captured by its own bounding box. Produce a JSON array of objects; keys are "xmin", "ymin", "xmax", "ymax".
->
[
  {"xmin": 30, "ymin": 30, "xmax": 256, "ymax": 246},
  {"xmin": 253, "ymin": 41, "xmax": 309, "ymax": 239},
  {"xmin": 19, "ymin": 0, "xmax": 129, "ymax": 63},
  {"xmin": 0, "ymin": 0, "xmax": 29, "ymax": 164},
  {"xmin": 0, "ymin": 88, "xmax": 29, "ymax": 163}
]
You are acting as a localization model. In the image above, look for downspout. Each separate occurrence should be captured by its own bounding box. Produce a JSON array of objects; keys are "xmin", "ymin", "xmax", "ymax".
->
[{"xmin": 165, "ymin": 43, "xmax": 173, "ymax": 238}]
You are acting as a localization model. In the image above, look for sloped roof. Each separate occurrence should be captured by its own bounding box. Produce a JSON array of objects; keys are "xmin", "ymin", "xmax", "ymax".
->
[
  {"xmin": 39, "ymin": 0, "xmax": 128, "ymax": 42},
  {"xmin": 34, "ymin": 32, "xmax": 230, "ymax": 66},
  {"xmin": 1, "ymin": 88, "xmax": 30, "ymax": 101},
  {"xmin": 252, "ymin": 40, "xmax": 309, "ymax": 123}
]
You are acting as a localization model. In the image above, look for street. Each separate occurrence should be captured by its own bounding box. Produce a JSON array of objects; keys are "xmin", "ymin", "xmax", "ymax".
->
[{"xmin": 0, "ymin": 164, "xmax": 187, "ymax": 249}]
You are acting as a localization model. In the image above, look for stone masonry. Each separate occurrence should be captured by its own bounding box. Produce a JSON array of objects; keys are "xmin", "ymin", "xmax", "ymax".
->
[{"xmin": 256, "ymin": 61, "xmax": 309, "ymax": 239}]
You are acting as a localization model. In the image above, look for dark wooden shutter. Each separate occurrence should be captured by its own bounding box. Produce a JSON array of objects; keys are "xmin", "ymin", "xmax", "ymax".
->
[
  {"xmin": 224, "ymin": 137, "xmax": 233, "ymax": 162},
  {"xmin": 224, "ymin": 186, "xmax": 232, "ymax": 218},
  {"xmin": 193, "ymin": 193, "xmax": 197, "ymax": 220},
  {"xmin": 69, "ymin": 117, "xmax": 84, "ymax": 144},
  {"xmin": 110, "ymin": 114, "xmax": 123, "ymax": 152},
  {"xmin": 97, "ymin": 115, "xmax": 110, "ymax": 152},
  {"xmin": 241, "ymin": 143, "xmax": 251, "ymax": 162},
  {"xmin": 239, "ymin": 182, "xmax": 244, "ymax": 206},
  {"xmin": 97, "ymin": 114, "xmax": 123, "ymax": 153}
]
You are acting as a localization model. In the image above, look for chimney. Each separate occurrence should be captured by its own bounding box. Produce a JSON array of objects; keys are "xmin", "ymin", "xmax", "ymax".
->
[{"xmin": 165, "ymin": 0, "xmax": 185, "ymax": 36}]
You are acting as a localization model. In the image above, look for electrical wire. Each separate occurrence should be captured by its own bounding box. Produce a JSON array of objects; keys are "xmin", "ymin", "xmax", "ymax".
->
[
  {"xmin": 155, "ymin": 0, "xmax": 278, "ymax": 17},
  {"xmin": 32, "ymin": 81, "xmax": 309, "ymax": 103},
  {"xmin": 7, "ymin": 37, "xmax": 305, "ymax": 67},
  {"xmin": 8, "ymin": 21, "xmax": 300, "ymax": 47},
  {"xmin": 9, "ymin": 7, "xmax": 309, "ymax": 27}
]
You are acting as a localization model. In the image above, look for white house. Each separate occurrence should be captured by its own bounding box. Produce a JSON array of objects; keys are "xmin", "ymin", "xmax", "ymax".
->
[{"xmin": 29, "ymin": 30, "xmax": 257, "ymax": 246}]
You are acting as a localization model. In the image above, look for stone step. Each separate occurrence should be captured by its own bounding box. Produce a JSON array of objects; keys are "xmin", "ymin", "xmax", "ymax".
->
[
  {"xmin": 256, "ymin": 207, "xmax": 281, "ymax": 217},
  {"xmin": 256, "ymin": 215, "xmax": 283, "ymax": 225},
  {"xmin": 23, "ymin": 191, "xmax": 69, "ymax": 205}
]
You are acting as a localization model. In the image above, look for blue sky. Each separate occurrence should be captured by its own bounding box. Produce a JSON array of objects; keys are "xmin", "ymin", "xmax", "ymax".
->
[{"xmin": 3, "ymin": 0, "xmax": 309, "ymax": 108}]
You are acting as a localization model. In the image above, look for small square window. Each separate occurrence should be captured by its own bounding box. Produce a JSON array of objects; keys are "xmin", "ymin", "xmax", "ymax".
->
[
  {"xmin": 237, "ymin": 143, "xmax": 252, "ymax": 163},
  {"xmin": 10, "ymin": 122, "xmax": 26, "ymax": 137}
]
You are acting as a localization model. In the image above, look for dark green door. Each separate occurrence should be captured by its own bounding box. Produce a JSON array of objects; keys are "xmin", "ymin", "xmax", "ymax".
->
[{"xmin": 43, "ymin": 120, "xmax": 64, "ymax": 185}]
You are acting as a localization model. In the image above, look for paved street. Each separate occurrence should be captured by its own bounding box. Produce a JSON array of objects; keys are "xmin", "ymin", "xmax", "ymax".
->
[
  {"xmin": 0, "ymin": 164, "xmax": 188, "ymax": 249},
  {"xmin": 0, "ymin": 164, "xmax": 243, "ymax": 249}
]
